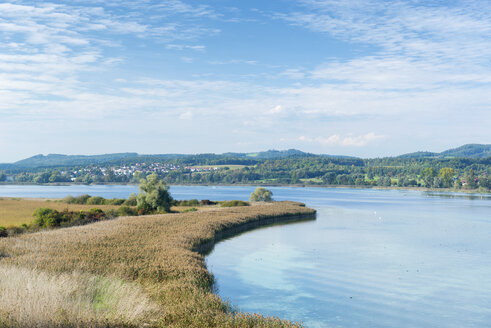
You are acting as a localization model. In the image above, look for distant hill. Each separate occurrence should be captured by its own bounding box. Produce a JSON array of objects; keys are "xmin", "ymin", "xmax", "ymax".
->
[
  {"xmin": 0, "ymin": 164, "xmax": 14, "ymax": 170},
  {"xmin": 399, "ymin": 144, "xmax": 491, "ymax": 159},
  {"xmin": 7, "ymin": 150, "xmax": 313, "ymax": 169},
  {"xmin": 248, "ymin": 149, "xmax": 311, "ymax": 158},
  {"xmin": 440, "ymin": 144, "xmax": 491, "ymax": 158},
  {"xmin": 221, "ymin": 149, "xmax": 310, "ymax": 158},
  {"xmin": 3, "ymin": 144, "xmax": 489, "ymax": 170},
  {"xmin": 398, "ymin": 151, "xmax": 439, "ymax": 159},
  {"xmin": 13, "ymin": 153, "xmax": 139, "ymax": 168}
]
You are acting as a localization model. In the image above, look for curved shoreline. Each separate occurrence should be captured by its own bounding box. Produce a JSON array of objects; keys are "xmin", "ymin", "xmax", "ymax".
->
[
  {"xmin": 194, "ymin": 211, "xmax": 317, "ymax": 256},
  {"xmin": 0, "ymin": 202, "xmax": 316, "ymax": 327}
]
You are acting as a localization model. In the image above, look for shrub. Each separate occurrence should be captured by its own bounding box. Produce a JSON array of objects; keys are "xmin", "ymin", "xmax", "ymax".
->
[
  {"xmin": 32, "ymin": 208, "xmax": 108, "ymax": 228},
  {"xmin": 33, "ymin": 208, "xmax": 60, "ymax": 227},
  {"xmin": 186, "ymin": 199, "xmax": 200, "ymax": 206},
  {"xmin": 105, "ymin": 209, "xmax": 119, "ymax": 219},
  {"xmin": 181, "ymin": 207, "xmax": 198, "ymax": 213},
  {"xmin": 200, "ymin": 199, "xmax": 216, "ymax": 206},
  {"xmin": 86, "ymin": 196, "xmax": 105, "ymax": 205},
  {"xmin": 174, "ymin": 199, "xmax": 200, "ymax": 207},
  {"xmin": 0, "ymin": 226, "xmax": 7, "ymax": 238},
  {"xmin": 63, "ymin": 195, "xmax": 75, "ymax": 203},
  {"xmin": 105, "ymin": 198, "xmax": 125, "ymax": 206},
  {"xmin": 117, "ymin": 206, "xmax": 138, "ymax": 217},
  {"xmin": 221, "ymin": 200, "xmax": 250, "ymax": 207},
  {"xmin": 87, "ymin": 208, "xmax": 105, "ymax": 220},
  {"xmin": 6, "ymin": 225, "xmax": 28, "ymax": 235},
  {"xmin": 64, "ymin": 194, "xmax": 91, "ymax": 204},
  {"xmin": 123, "ymin": 193, "xmax": 138, "ymax": 206}
]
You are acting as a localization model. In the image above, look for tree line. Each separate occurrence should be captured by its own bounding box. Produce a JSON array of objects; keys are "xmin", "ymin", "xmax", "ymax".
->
[{"xmin": 1, "ymin": 156, "xmax": 489, "ymax": 191}]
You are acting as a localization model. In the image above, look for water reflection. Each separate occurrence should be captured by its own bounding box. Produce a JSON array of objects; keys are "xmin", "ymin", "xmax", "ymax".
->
[{"xmin": 207, "ymin": 189, "xmax": 491, "ymax": 328}]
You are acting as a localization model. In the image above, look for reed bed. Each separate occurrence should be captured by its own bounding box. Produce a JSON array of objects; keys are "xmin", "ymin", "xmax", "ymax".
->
[{"xmin": 0, "ymin": 201, "xmax": 315, "ymax": 327}]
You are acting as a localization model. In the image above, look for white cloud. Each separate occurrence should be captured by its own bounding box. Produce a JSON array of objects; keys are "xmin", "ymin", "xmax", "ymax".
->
[
  {"xmin": 277, "ymin": 1, "xmax": 491, "ymax": 90},
  {"xmin": 180, "ymin": 56, "xmax": 194, "ymax": 63},
  {"xmin": 179, "ymin": 111, "xmax": 193, "ymax": 120},
  {"xmin": 166, "ymin": 44, "xmax": 206, "ymax": 51},
  {"xmin": 209, "ymin": 59, "xmax": 257, "ymax": 65},
  {"xmin": 0, "ymin": 1, "xmax": 489, "ymax": 160},
  {"xmin": 266, "ymin": 105, "xmax": 283, "ymax": 115},
  {"xmin": 0, "ymin": 0, "xmax": 225, "ymax": 121},
  {"xmin": 299, "ymin": 133, "xmax": 385, "ymax": 147},
  {"xmin": 279, "ymin": 68, "xmax": 305, "ymax": 79}
]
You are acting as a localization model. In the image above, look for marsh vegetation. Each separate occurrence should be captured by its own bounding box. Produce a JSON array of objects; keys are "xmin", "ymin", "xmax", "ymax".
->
[{"xmin": 0, "ymin": 201, "xmax": 315, "ymax": 327}]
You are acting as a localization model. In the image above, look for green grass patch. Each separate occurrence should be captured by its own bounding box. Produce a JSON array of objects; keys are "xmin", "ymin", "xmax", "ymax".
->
[
  {"xmin": 0, "ymin": 198, "xmax": 121, "ymax": 227},
  {"xmin": 220, "ymin": 200, "xmax": 250, "ymax": 207}
]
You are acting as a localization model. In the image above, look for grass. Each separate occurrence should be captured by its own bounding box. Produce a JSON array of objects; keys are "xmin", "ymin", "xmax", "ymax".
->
[
  {"xmin": 0, "ymin": 265, "xmax": 157, "ymax": 327},
  {"xmin": 0, "ymin": 201, "xmax": 315, "ymax": 327},
  {"xmin": 0, "ymin": 198, "xmax": 121, "ymax": 227},
  {"xmin": 299, "ymin": 178, "xmax": 323, "ymax": 183}
]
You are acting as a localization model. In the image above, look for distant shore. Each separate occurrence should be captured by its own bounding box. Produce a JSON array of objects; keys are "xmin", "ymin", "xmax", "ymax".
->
[{"xmin": 0, "ymin": 181, "xmax": 489, "ymax": 195}]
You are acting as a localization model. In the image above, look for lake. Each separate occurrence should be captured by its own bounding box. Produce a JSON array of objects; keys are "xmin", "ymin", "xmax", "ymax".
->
[{"xmin": 1, "ymin": 185, "xmax": 490, "ymax": 327}]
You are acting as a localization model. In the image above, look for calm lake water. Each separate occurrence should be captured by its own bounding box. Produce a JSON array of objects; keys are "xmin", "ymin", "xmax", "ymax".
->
[{"xmin": 1, "ymin": 185, "xmax": 490, "ymax": 327}]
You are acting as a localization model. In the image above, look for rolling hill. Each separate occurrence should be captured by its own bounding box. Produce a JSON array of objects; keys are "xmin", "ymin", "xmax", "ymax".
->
[
  {"xmin": 1, "ymin": 144, "xmax": 489, "ymax": 169},
  {"xmin": 399, "ymin": 144, "xmax": 491, "ymax": 159}
]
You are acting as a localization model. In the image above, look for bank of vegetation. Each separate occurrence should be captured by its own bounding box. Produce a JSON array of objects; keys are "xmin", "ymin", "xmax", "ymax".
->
[
  {"xmin": 1, "ymin": 147, "xmax": 490, "ymax": 192},
  {"xmin": 0, "ymin": 174, "xmax": 266, "ymax": 239},
  {"xmin": 0, "ymin": 201, "xmax": 315, "ymax": 327}
]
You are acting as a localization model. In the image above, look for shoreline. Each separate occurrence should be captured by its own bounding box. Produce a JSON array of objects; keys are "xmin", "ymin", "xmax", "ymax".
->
[
  {"xmin": 194, "ymin": 211, "xmax": 316, "ymax": 256},
  {"xmin": 0, "ymin": 182, "xmax": 489, "ymax": 195}
]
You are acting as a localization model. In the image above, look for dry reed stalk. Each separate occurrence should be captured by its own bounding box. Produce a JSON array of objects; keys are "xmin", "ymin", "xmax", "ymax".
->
[{"xmin": 0, "ymin": 265, "xmax": 158, "ymax": 327}]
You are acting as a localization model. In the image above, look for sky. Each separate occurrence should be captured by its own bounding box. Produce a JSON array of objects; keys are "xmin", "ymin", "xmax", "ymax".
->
[{"xmin": 0, "ymin": 0, "xmax": 490, "ymax": 162}]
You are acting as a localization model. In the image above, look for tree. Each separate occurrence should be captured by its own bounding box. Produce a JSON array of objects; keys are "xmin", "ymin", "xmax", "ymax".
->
[
  {"xmin": 34, "ymin": 171, "xmax": 51, "ymax": 184},
  {"xmin": 464, "ymin": 169, "xmax": 477, "ymax": 189},
  {"xmin": 136, "ymin": 173, "xmax": 173, "ymax": 213},
  {"xmin": 421, "ymin": 168, "xmax": 437, "ymax": 188},
  {"xmin": 439, "ymin": 168, "xmax": 454, "ymax": 188},
  {"xmin": 82, "ymin": 173, "xmax": 93, "ymax": 184},
  {"xmin": 249, "ymin": 187, "xmax": 273, "ymax": 202},
  {"xmin": 478, "ymin": 175, "xmax": 490, "ymax": 190}
]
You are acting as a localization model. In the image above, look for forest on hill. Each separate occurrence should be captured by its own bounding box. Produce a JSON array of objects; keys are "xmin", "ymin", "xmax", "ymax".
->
[{"xmin": 0, "ymin": 145, "xmax": 489, "ymax": 191}]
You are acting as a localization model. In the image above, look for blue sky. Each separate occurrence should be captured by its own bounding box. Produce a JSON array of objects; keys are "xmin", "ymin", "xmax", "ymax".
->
[{"xmin": 0, "ymin": 0, "xmax": 490, "ymax": 162}]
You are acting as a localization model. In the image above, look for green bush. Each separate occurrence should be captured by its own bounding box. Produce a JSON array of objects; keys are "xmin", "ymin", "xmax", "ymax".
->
[
  {"xmin": 221, "ymin": 200, "xmax": 250, "ymax": 207},
  {"xmin": 63, "ymin": 195, "xmax": 75, "ymax": 203},
  {"xmin": 86, "ymin": 196, "xmax": 105, "ymax": 205},
  {"xmin": 32, "ymin": 207, "xmax": 109, "ymax": 229},
  {"xmin": 105, "ymin": 209, "xmax": 119, "ymax": 219},
  {"xmin": 200, "ymin": 199, "xmax": 216, "ymax": 206},
  {"xmin": 33, "ymin": 208, "xmax": 60, "ymax": 227},
  {"xmin": 174, "ymin": 199, "xmax": 200, "ymax": 207},
  {"xmin": 0, "ymin": 226, "xmax": 7, "ymax": 238},
  {"xmin": 182, "ymin": 207, "xmax": 198, "ymax": 213},
  {"xmin": 64, "ymin": 194, "xmax": 91, "ymax": 204},
  {"xmin": 117, "ymin": 206, "xmax": 138, "ymax": 217},
  {"xmin": 104, "ymin": 198, "xmax": 125, "ymax": 206},
  {"xmin": 123, "ymin": 193, "xmax": 138, "ymax": 206},
  {"xmin": 64, "ymin": 194, "xmax": 131, "ymax": 206},
  {"xmin": 87, "ymin": 208, "xmax": 105, "ymax": 220}
]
